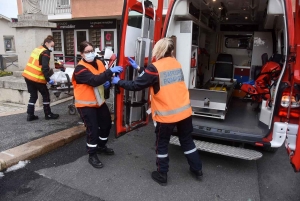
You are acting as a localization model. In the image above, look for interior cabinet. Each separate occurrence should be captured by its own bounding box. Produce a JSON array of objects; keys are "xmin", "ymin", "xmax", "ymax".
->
[
  {"xmin": 234, "ymin": 66, "xmax": 250, "ymax": 86},
  {"xmin": 190, "ymin": 45, "xmax": 198, "ymax": 88},
  {"xmin": 199, "ymin": 32, "xmax": 211, "ymax": 50},
  {"xmin": 173, "ymin": 20, "xmax": 199, "ymax": 89}
]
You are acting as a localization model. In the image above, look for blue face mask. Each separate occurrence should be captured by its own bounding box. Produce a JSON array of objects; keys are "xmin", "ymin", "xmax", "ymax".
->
[{"xmin": 84, "ymin": 52, "xmax": 95, "ymax": 62}]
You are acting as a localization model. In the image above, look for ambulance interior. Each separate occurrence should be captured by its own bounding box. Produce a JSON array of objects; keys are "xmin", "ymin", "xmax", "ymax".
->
[
  {"xmin": 163, "ymin": 0, "xmax": 287, "ymax": 138},
  {"xmin": 122, "ymin": 0, "xmax": 288, "ymax": 140}
]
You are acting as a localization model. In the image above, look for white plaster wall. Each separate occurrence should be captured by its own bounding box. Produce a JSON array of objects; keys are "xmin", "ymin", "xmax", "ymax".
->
[
  {"xmin": 15, "ymin": 28, "xmax": 54, "ymax": 69},
  {"xmin": 251, "ymin": 32, "xmax": 273, "ymax": 66},
  {"xmin": 0, "ymin": 19, "xmax": 16, "ymax": 55}
]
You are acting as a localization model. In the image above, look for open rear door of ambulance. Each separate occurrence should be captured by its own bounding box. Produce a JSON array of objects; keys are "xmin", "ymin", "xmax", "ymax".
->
[
  {"xmin": 114, "ymin": 0, "xmax": 163, "ymax": 137},
  {"xmin": 283, "ymin": 0, "xmax": 300, "ymax": 171}
]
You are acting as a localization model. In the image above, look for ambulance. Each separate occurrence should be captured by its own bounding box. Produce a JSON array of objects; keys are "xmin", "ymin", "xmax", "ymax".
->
[{"xmin": 113, "ymin": 0, "xmax": 300, "ymax": 171}]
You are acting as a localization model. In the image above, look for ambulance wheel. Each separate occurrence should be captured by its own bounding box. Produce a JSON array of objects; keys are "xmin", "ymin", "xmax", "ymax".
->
[{"xmin": 68, "ymin": 105, "xmax": 76, "ymax": 115}]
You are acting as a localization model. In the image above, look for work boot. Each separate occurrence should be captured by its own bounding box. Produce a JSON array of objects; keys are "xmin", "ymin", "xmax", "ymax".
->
[
  {"xmin": 151, "ymin": 171, "xmax": 167, "ymax": 186},
  {"xmin": 27, "ymin": 114, "xmax": 39, "ymax": 121},
  {"xmin": 88, "ymin": 154, "xmax": 103, "ymax": 168},
  {"xmin": 189, "ymin": 167, "xmax": 203, "ymax": 180},
  {"xmin": 97, "ymin": 146, "xmax": 115, "ymax": 155},
  {"xmin": 45, "ymin": 113, "xmax": 59, "ymax": 120}
]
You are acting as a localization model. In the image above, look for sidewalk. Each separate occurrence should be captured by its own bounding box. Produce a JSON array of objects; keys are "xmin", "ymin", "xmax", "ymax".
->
[
  {"xmin": 0, "ymin": 102, "xmax": 27, "ymax": 117},
  {"xmin": 0, "ymin": 98, "xmax": 85, "ymax": 171},
  {"xmin": 0, "ymin": 96, "xmax": 73, "ymax": 117}
]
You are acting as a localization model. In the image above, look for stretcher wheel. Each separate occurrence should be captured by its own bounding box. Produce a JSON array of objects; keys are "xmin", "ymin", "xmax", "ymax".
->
[{"xmin": 68, "ymin": 104, "xmax": 76, "ymax": 115}]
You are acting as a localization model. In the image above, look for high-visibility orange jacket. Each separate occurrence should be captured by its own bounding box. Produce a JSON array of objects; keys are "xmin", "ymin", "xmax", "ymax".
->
[
  {"xmin": 72, "ymin": 59, "xmax": 106, "ymax": 108},
  {"xmin": 22, "ymin": 46, "xmax": 47, "ymax": 83},
  {"xmin": 150, "ymin": 57, "xmax": 192, "ymax": 123}
]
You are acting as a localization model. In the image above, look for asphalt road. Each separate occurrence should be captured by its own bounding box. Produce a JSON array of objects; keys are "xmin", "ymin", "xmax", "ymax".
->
[
  {"xmin": 0, "ymin": 100, "xmax": 81, "ymax": 152},
  {"xmin": 1, "ymin": 121, "xmax": 300, "ymax": 201}
]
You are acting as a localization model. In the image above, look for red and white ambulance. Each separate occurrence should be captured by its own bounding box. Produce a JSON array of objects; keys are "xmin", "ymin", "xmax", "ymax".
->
[{"xmin": 113, "ymin": 0, "xmax": 300, "ymax": 171}]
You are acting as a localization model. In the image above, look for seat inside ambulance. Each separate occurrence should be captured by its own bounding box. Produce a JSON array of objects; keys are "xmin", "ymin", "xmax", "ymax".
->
[{"xmin": 213, "ymin": 54, "xmax": 234, "ymax": 80}]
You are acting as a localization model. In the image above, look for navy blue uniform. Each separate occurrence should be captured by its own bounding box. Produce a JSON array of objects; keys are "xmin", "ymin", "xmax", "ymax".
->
[
  {"xmin": 26, "ymin": 45, "xmax": 53, "ymax": 116},
  {"xmin": 74, "ymin": 58, "xmax": 113, "ymax": 154},
  {"xmin": 117, "ymin": 62, "xmax": 202, "ymax": 173}
]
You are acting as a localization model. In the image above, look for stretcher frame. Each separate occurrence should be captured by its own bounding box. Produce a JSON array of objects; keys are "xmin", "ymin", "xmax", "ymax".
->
[
  {"xmin": 190, "ymin": 77, "xmax": 236, "ymax": 119},
  {"xmin": 48, "ymin": 74, "xmax": 77, "ymax": 115}
]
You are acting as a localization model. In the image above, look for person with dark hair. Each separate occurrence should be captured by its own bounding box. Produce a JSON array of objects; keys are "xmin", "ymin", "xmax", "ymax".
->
[
  {"xmin": 72, "ymin": 41, "xmax": 123, "ymax": 168},
  {"xmin": 111, "ymin": 37, "xmax": 203, "ymax": 186},
  {"xmin": 22, "ymin": 35, "xmax": 59, "ymax": 121}
]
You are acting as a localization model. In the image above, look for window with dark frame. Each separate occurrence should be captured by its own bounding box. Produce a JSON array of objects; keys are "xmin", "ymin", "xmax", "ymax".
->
[
  {"xmin": 57, "ymin": 0, "xmax": 70, "ymax": 8},
  {"xmin": 3, "ymin": 36, "xmax": 15, "ymax": 52},
  {"xmin": 225, "ymin": 36, "xmax": 252, "ymax": 49}
]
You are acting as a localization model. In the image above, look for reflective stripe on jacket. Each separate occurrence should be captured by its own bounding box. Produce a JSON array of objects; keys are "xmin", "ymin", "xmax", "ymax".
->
[
  {"xmin": 150, "ymin": 57, "xmax": 192, "ymax": 123},
  {"xmin": 22, "ymin": 46, "xmax": 47, "ymax": 83},
  {"xmin": 72, "ymin": 59, "xmax": 106, "ymax": 108}
]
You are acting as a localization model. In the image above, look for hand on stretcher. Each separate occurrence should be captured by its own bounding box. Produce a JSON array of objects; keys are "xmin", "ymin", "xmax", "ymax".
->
[{"xmin": 48, "ymin": 80, "xmax": 55, "ymax": 85}]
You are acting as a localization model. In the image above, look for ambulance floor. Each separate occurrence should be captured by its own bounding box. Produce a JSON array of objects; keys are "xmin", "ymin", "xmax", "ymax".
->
[{"xmin": 192, "ymin": 98, "xmax": 268, "ymax": 137}]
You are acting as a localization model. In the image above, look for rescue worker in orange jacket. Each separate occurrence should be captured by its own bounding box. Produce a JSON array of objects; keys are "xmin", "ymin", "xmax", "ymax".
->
[
  {"xmin": 72, "ymin": 41, "xmax": 123, "ymax": 168},
  {"xmin": 112, "ymin": 37, "xmax": 203, "ymax": 186},
  {"xmin": 22, "ymin": 35, "xmax": 59, "ymax": 121}
]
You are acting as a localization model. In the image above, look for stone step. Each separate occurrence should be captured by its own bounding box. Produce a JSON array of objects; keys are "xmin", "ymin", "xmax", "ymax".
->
[
  {"xmin": 0, "ymin": 75, "xmax": 27, "ymax": 90},
  {"xmin": 13, "ymin": 69, "xmax": 63, "ymax": 78},
  {"xmin": 12, "ymin": 71, "xmax": 24, "ymax": 77}
]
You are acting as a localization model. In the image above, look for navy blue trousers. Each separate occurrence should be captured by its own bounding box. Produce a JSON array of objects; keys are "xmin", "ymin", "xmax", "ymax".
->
[
  {"xmin": 77, "ymin": 103, "xmax": 112, "ymax": 154},
  {"xmin": 25, "ymin": 78, "xmax": 51, "ymax": 115},
  {"xmin": 155, "ymin": 116, "xmax": 202, "ymax": 173}
]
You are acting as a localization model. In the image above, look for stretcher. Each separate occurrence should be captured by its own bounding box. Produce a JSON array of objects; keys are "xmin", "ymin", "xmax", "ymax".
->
[
  {"xmin": 208, "ymin": 82, "xmax": 227, "ymax": 91},
  {"xmin": 190, "ymin": 54, "xmax": 236, "ymax": 119},
  {"xmin": 190, "ymin": 78, "xmax": 236, "ymax": 119},
  {"xmin": 48, "ymin": 68, "xmax": 77, "ymax": 115}
]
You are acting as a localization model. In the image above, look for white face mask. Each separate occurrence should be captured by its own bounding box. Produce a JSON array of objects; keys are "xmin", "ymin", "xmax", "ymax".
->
[
  {"xmin": 84, "ymin": 52, "xmax": 95, "ymax": 62},
  {"xmin": 49, "ymin": 47, "xmax": 54, "ymax": 52}
]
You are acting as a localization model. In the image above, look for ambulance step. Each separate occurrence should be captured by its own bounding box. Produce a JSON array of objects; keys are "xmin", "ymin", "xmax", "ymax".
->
[{"xmin": 169, "ymin": 136, "xmax": 262, "ymax": 160}]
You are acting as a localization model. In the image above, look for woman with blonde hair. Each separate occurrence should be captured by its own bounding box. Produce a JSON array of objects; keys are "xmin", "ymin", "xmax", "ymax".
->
[{"xmin": 112, "ymin": 37, "xmax": 203, "ymax": 186}]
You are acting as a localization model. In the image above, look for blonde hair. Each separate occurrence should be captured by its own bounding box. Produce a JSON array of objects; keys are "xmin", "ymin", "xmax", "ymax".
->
[{"xmin": 152, "ymin": 37, "xmax": 174, "ymax": 60}]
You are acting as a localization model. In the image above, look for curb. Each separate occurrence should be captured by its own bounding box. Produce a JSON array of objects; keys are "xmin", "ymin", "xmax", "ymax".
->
[{"xmin": 0, "ymin": 125, "xmax": 85, "ymax": 171}]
